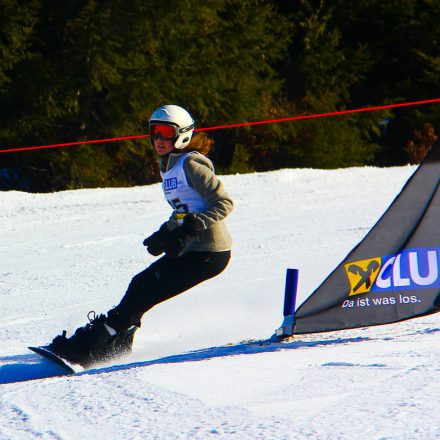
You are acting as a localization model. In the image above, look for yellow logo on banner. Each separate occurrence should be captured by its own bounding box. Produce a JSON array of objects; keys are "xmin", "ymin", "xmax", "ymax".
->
[{"xmin": 344, "ymin": 257, "xmax": 382, "ymax": 296}]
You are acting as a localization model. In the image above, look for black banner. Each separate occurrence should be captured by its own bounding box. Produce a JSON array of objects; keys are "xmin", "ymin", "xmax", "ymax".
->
[{"xmin": 293, "ymin": 141, "xmax": 440, "ymax": 334}]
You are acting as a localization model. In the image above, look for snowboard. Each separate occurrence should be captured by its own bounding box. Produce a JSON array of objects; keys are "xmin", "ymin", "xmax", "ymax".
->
[{"xmin": 29, "ymin": 346, "xmax": 80, "ymax": 374}]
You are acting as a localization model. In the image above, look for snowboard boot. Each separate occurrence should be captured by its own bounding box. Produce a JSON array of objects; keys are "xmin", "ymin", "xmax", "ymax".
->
[
  {"xmin": 105, "ymin": 307, "xmax": 141, "ymax": 357},
  {"xmin": 109, "ymin": 324, "xmax": 138, "ymax": 358},
  {"xmin": 49, "ymin": 311, "xmax": 138, "ymax": 368}
]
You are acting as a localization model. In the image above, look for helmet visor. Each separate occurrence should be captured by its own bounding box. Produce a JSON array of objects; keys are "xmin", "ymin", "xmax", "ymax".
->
[{"xmin": 150, "ymin": 124, "xmax": 178, "ymax": 140}]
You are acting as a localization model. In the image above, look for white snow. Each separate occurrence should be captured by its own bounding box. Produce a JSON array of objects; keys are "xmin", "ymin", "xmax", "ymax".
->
[{"xmin": 2, "ymin": 163, "xmax": 439, "ymax": 439}]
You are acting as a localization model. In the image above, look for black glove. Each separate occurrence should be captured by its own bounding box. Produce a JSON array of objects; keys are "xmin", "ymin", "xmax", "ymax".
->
[
  {"xmin": 164, "ymin": 214, "xmax": 202, "ymax": 258},
  {"xmin": 143, "ymin": 224, "xmax": 169, "ymax": 256}
]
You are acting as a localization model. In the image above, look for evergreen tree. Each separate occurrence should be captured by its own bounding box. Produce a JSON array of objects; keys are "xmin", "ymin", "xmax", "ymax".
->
[
  {"xmin": 0, "ymin": 1, "xmax": 37, "ymax": 89},
  {"xmin": 334, "ymin": 0, "xmax": 440, "ymax": 164},
  {"xmin": 2, "ymin": 0, "xmax": 440, "ymax": 191},
  {"xmin": 0, "ymin": 0, "xmax": 291, "ymax": 191},
  {"xmin": 273, "ymin": 0, "xmax": 383, "ymax": 169},
  {"xmin": 0, "ymin": 0, "xmax": 39, "ymax": 187}
]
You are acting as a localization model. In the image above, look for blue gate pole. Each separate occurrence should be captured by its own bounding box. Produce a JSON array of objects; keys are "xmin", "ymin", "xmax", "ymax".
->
[
  {"xmin": 284, "ymin": 268, "xmax": 298, "ymax": 317},
  {"xmin": 275, "ymin": 268, "xmax": 299, "ymax": 337}
]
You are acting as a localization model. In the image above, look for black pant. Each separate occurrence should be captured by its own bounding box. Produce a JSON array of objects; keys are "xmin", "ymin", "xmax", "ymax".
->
[{"xmin": 108, "ymin": 250, "xmax": 231, "ymax": 329}]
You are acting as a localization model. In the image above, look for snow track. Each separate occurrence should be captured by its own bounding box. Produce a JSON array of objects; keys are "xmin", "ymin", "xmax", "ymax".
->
[{"xmin": 4, "ymin": 165, "xmax": 440, "ymax": 439}]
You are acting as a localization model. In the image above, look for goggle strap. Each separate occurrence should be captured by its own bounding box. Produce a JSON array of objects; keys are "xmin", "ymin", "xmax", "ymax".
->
[{"xmin": 179, "ymin": 123, "xmax": 195, "ymax": 134}]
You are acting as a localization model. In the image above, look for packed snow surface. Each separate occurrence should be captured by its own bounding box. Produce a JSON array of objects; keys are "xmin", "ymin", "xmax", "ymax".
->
[{"xmin": 2, "ymin": 164, "xmax": 439, "ymax": 439}]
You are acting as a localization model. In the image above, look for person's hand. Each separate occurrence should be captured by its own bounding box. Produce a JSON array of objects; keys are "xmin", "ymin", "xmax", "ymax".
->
[
  {"xmin": 164, "ymin": 214, "xmax": 202, "ymax": 258},
  {"xmin": 143, "ymin": 224, "xmax": 169, "ymax": 256}
]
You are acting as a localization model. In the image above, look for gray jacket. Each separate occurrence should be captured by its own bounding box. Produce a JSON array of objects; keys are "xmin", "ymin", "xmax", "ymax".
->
[{"xmin": 160, "ymin": 152, "xmax": 233, "ymax": 252}]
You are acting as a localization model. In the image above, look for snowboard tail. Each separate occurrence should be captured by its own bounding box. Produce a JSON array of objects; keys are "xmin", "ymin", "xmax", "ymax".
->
[{"xmin": 29, "ymin": 346, "xmax": 79, "ymax": 374}]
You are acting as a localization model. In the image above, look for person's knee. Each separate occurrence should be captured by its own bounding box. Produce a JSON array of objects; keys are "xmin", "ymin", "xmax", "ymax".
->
[{"xmin": 129, "ymin": 270, "xmax": 154, "ymax": 291}]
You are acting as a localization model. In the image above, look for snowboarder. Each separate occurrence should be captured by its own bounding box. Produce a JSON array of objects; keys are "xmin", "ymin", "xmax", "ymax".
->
[{"xmin": 48, "ymin": 105, "xmax": 233, "ymax": 368}]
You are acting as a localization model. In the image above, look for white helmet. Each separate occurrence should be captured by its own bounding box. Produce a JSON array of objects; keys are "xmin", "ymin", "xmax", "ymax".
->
[{"xmin": 149, "ymin": 104, "xmax": 195, "ymax": 150}]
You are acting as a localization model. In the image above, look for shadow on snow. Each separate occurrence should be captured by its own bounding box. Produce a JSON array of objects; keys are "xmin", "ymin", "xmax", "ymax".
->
[
  {"xmin": 0, "ymin": 353, "xmax": 68, "ymax": 384},
  {"xmin": 0, "ymin": 334, "xmax": 370, "ymax": 384},
  {"xmin": 4, "ymin": 325, "xmax": 440, "ymax": 385},
  {"xmin": 87, "ymin": 335, "xmax": 370, "ymax": 377}
]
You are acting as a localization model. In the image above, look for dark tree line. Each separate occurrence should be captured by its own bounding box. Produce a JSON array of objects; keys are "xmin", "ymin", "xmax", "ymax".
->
[{"xmin": 0, "ymin": 0, "xmax": 439, "ymax": 191}]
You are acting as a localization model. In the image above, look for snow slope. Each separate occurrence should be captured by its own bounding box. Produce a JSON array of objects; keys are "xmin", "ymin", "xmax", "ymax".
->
[{"xmin": 2, "ymin": 164, "xmax": 440, "ymax": 439}]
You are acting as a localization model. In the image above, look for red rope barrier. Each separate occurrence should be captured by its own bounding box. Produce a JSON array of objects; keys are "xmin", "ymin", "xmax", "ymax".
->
[
  {"xmin": 0, "ymin": 134, "xmax": 149, "ymax": 154},
  {"xmin": 1, "ymin": 98, "xmax": 440, "ymax": 154}
]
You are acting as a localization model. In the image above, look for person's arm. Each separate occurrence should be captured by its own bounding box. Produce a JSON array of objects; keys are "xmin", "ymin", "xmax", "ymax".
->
[{"xmin": 182, "ymin": 154, "xmax": 233, "ymax": 230}]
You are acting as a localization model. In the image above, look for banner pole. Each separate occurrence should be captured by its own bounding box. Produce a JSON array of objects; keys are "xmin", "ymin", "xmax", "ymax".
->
[{"xmin": 275, "ymin": 268, "xmax": 299, "ymax": 337}]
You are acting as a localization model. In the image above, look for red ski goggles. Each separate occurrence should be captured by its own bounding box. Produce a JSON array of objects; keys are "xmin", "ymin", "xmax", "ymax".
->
[{"xmin": 150, "ymin": 124, "xmax": 178, "ymax": 141}]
